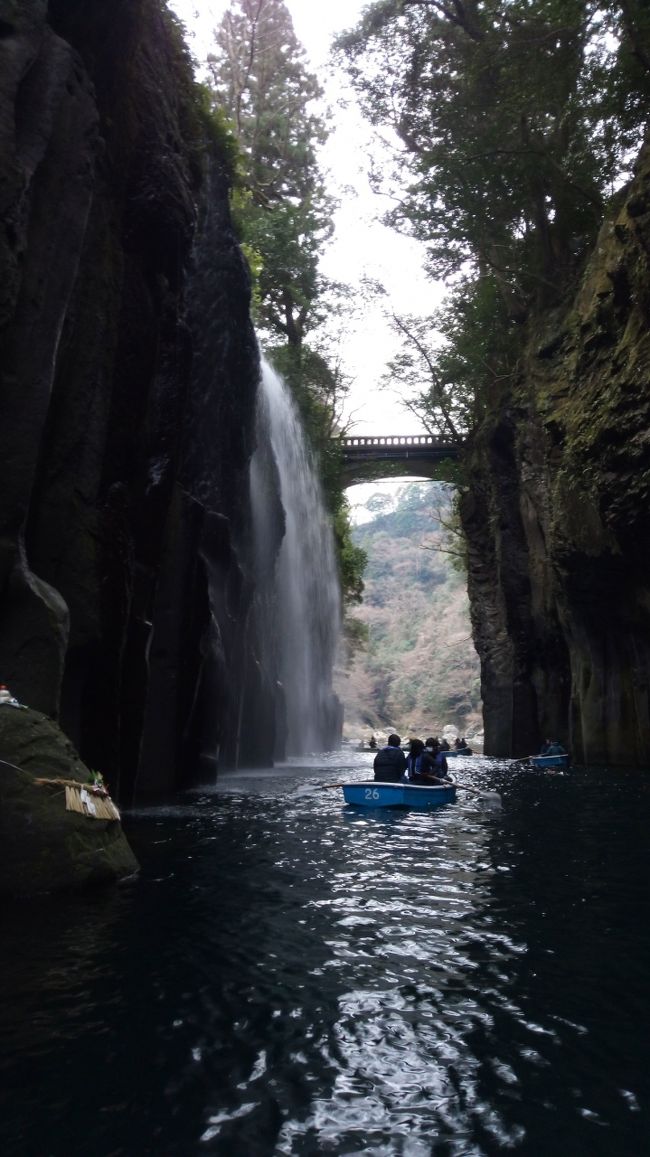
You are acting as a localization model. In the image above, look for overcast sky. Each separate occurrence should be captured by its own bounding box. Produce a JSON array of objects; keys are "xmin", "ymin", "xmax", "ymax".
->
[{"xmin": 169, "ymin": 0, "xmax": 443, "ymax": 445}]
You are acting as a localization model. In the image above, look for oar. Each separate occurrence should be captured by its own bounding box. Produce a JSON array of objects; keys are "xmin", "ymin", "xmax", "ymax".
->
[
  {"xmin": 292, "ymin": 781, "xmax": 345, "ymax": 797},
  {"xmin": 452, "ymin": 780, "xmax": 503, "ymax": 803}
]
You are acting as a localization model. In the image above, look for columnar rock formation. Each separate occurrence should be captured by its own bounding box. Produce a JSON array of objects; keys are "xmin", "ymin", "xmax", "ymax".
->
[
  {"xmin": 0, "ymin": 0, "xmax": 273, "ymax": 799},
  {"xmin": 461, "ymin": 141, "xmax": 650, "ymax": 765},
  {"xmin": 3, "ymin": 3, "xmax": 648, "ymax": 784}
]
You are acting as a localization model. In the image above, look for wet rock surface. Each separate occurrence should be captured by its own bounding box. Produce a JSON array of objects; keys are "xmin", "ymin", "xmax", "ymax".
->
[
  {"xmin": 462, "ymin": 143, "xmax": 650, "ymax": 765},
  {"xmin": 0, "ymin": 704, "xmax": 138, "ymax": 896},
  {"xmin": 0, "ymin": 1, "xmax": 268, "ymax": 801}
]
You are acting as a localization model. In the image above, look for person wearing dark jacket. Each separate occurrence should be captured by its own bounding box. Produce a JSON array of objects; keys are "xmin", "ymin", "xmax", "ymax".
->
[
  {"xmin": 405, "ymin": 738, "xmax": 451, "ymax": 784},
  {"xmin": 544, "ymin": 740, "xmax": 566, "ymax": 756},
  {"xmin": 373, "ymin": 734, "xmax": 407, "ymax": 782},
  {"xmin": 404, "ymin": 738, "xmax": 425, "ymax": 781},
  {"xmin": 422, "ymin": 739, "xmax": 450, "ymax": 782}
]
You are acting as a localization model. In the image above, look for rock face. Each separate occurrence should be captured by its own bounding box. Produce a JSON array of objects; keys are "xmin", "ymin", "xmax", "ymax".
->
[
  {"xmin": 0, "ymin": 705, "xmax": 138, "ymax": 896},
  {"xmin": 0, "ymin": 0, "xmax": 274, "ymax": 800},
  {"xmin": 461, "ymin": 141, "xmax": 650, "ymax": 765}
]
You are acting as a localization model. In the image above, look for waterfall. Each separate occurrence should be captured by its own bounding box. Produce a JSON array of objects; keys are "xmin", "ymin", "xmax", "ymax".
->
[{"xmin": 250, "ymin": 359, "xmax": 342, "ymax": 756}]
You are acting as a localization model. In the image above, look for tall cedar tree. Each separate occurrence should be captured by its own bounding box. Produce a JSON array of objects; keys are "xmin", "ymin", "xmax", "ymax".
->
[{"xmin": 208, "ymin": 0, "xmax": 333, "ymax": 348}]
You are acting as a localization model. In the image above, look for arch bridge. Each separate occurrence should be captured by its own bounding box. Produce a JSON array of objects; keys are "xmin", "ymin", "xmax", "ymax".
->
[{"xmin": 338, "ymin": 433, "xmax": 463, "ymax": 486}]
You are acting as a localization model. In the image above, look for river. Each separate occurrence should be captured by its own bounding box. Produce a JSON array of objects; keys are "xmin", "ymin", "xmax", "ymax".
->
[{"xmin": 1, "ymin": 751, "xmax": 649, "ymax": 1156}]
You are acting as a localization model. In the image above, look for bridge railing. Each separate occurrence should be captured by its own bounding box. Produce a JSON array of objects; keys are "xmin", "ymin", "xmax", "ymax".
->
[{"xmin": 340, "ymin": 434, "xmax": 452, "ymax": 449}]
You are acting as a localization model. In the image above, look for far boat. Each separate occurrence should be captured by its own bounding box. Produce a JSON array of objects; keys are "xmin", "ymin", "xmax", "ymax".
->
[
  {"xmin": 342, "ymin": 781, "xmax": 457, "ymax": 809},
  {"xmin": 530, "ymin": 753, "xmax": 569, "ymax": 769},
  {"xmin": 445, "ymin": 746, "xmax": 473, "ymax": 757}
]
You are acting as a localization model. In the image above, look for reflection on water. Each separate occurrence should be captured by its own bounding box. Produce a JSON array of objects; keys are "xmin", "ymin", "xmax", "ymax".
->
[{"xmin": 0, "ymin": 752, "xmax": 649, "ymax": 1156}]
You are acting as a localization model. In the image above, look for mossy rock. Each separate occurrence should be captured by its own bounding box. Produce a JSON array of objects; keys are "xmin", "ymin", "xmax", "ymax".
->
[{"xmin": 0, "ymin": 706, "xmax": 138, "ymax": 897}]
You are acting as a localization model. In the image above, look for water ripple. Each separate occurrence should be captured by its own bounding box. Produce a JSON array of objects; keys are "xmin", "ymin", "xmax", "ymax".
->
[{"xmin": 0, "ymin": 756, "xmax": 649, "ymax": 1155}]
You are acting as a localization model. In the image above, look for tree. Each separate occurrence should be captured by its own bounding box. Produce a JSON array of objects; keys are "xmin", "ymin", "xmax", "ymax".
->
[
  {"xmin": 337, "ymin": 0, "xmax": 650, "ymax": 437},
  {"xmin": 208, "ymin": 0, "xmax": 334, "ymax": 346},
  {"xmin": 337, "ymin": 0, "xmax": 641, "ymax": 305},
  {"xmin": 384, "ymin": 276, "xmax": 520, "ymax": 439}
]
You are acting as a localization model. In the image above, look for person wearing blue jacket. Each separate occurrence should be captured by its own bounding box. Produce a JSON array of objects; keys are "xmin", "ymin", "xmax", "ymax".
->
[
  {"xmin": 424, "ymin": 738, "xmax": 451, "ymax": 782},
  {"xmin": 373, "ymin": 734, "xmax": 407, "ymax": 782},
  {"xmin": 404, "ymin": 738, "xmax": 451, "ymax": 784}
]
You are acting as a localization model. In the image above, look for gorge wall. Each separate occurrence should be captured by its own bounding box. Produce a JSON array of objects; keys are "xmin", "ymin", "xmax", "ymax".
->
[
  {"xmin": 461, "ymin": 140, "xmax": 650, "ymax": 766},
  {"xmin": 0, "ymin": 0, "xmax": 274, "ymax": 799}
]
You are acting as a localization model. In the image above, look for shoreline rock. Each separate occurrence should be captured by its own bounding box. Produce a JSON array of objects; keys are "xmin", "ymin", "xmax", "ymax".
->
[{"xmin": 0, "ymin": 707, "xmax": 138, "ymax": 897}]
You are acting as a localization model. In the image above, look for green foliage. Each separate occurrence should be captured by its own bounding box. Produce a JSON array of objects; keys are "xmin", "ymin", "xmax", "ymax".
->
[
  {"xmin": 341, "ymin": 615, "xmax": 370, "ymax": 672},
  {"xmin": 193, "ymin": 87, "xmax": 243, "ymax": 179},
  {"xmin": 443, "ymin": 491, "xmax": 470, "ymax": 576},
  {"xmin": 337, "ymin": 0, "xmax": 646, "ymax": 297},
  {"xmin": 334, "ymin": 503, "xmax": 368, "ymax": 606},
  {"xmin": 337, "ymin": 0, "xmax": 650, "ymax": 454},
  {"xmin": 158, "ymin": 6, "xmax": 241, "ymax": 184}
]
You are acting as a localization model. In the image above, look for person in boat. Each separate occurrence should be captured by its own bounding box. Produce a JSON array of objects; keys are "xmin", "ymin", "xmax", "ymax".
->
[
  {"xmin": 405, "ymin": 738, "xmax": 451, "ymax": 785},
  {"xmin": 373, "ymin": 733, "xmax": 407, "ymax": 783},
  {"xmin": 440, "ymin": 737, "xmax": 450, "ymax": 752},
  {"xmin": 404, "ymin": 738, "xmax": 425, "ymax": 781},
  {"xmin": 544, "ymin": 739, "xmax": 566, "ymax": 756},
  {"xmin": 425, "ymin": 738, "xmax": 451, "ymax": 782},
  {"xmin": 368, "ymin": 735, "xmax": 377, "ymax": 749},
  {"xmin": 454, "ymin": 736, "xmax": 464, "ymax": 750}
]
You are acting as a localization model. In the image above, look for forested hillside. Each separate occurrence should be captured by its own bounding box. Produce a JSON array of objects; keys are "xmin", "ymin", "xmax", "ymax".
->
[{"xmin": 337, "ymin": 484, "xmax": 482, "ymax": 741}]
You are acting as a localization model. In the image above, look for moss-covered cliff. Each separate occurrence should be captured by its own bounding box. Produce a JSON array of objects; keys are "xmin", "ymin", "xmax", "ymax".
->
[
  {"xmin": 461, "ymin": 141, "xmax": 650, "ymax": 765},
  {"xmin": 0, "ymin": 0, "xmax": 272, "ymax": 798}
]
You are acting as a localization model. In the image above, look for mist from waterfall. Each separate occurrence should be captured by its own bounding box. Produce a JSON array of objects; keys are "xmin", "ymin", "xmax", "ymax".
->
[{"xmin": 250, "ymin": 359, "xmax": 342, "ymax": 755}]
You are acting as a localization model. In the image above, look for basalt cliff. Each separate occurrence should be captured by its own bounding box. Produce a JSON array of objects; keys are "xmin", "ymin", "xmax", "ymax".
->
[
  {"xmin": 0, "ymin": 0, "xmax": 277, "ymax": 804},
  {"xmin": 461, "ymin": 140, "xmax": 650, "ymax": 765},
  {"xmin": 2, "ymin": 1, "xmax": 648, "ymax": 801}
]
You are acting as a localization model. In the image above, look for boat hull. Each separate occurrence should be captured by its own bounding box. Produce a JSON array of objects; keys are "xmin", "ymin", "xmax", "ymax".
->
[
  {"xmin": 445, "ymin": 748, "xmax": 472, "ymax": 757},
  {"xmin": 531, "ymin": 754, "xmax": 569, "ymax": 769},
  {"xmin": 342, "ymin": 781, "xmax": 457, "ymax": 809}
]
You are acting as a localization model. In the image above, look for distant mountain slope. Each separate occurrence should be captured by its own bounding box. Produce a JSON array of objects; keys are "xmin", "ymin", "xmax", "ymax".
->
[{"xmin": 337, "ymin": 483, "xmax": 482, "ymax": 741}]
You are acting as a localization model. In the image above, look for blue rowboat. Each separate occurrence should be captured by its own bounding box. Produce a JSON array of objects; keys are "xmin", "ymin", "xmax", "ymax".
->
[
  {"xmin": 445, "ymin": 747, "xmax": 473, "ymax": 757},
  {"xmin": 342, "ymin": 781, "xmax": 457, "ymax": 809},
  {"xmin": 530, "ymin": 753, "xmax": 569, "ymax": 769}
]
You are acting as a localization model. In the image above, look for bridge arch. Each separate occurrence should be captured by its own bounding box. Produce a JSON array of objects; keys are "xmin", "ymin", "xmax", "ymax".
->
[{"xmin": 338, "ymin": 433, "xmax": 463, "ymax": 487}]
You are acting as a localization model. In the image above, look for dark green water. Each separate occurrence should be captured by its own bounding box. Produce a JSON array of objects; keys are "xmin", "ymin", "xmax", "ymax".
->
[{"xmin": 1, "ymin": 754, "xmax": 649, "ymax": 1156}]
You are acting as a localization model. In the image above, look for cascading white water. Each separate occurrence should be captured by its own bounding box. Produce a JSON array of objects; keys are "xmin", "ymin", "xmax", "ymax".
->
[{"xmin": 250, "ymin": 358, "xmax": 342, "ymax": 755}]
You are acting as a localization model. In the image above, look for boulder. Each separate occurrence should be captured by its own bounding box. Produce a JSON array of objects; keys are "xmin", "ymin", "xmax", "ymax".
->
[{"xmin": 0, "ymin": 704, "xmax": 138, "ymax": 897}]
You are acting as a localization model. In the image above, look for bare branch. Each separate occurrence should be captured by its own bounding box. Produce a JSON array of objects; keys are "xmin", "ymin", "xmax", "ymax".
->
[{"xmin": 391, "ymin": 315, "xmax": 461, "ymax": 440}]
